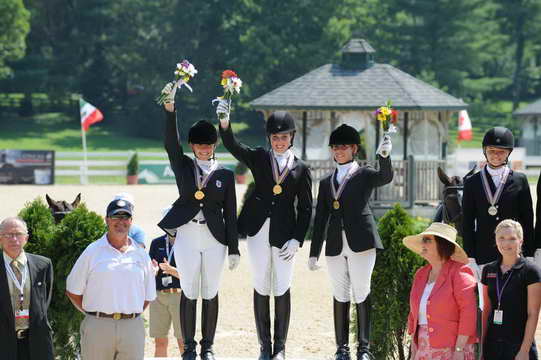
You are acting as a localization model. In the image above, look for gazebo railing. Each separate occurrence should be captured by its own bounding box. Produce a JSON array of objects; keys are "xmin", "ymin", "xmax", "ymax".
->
[{"xmin": 306, "ymin": 156, "xmax": 445, "ymax": 207}]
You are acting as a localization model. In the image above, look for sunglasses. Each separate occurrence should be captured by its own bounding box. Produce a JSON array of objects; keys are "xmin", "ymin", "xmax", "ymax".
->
[{"xmin": 109, "ymin": 213, "xmax": 132, "ymax": 220}]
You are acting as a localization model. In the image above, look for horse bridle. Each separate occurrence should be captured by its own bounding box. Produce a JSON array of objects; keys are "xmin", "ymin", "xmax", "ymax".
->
[{"xmin": 442, "ymin": 185, "xmax": 463, "ymax": 224}]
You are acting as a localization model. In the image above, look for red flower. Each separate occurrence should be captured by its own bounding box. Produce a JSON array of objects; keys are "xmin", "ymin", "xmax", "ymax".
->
[
  {"xmin": 221, "ymin": 70, "xmax": 238, "ymax": 79},
  {"xmin": 391, "ymin": 110, "xmax": 398, "ymax": 124}
]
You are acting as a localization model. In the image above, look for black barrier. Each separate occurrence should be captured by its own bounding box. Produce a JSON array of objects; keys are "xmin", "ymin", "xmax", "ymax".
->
[{"xmin": 0, "ymin": 150, "xmax": 55, "ymax": 184}]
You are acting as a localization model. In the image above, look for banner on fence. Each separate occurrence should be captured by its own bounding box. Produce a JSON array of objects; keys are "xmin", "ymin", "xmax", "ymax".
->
[
  {"xmin": 137, "ymin": 163, "xmax": 235, "ymax": 184},
  {"xmin": 0, "ymin": 150, "xmax": 55, "ymax": 184}
]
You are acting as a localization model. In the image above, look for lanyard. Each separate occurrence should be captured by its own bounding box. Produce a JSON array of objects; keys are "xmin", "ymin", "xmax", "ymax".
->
[
  {"xmin": 480, "ymin": 166, "xmax": 510, "ymax": 207},
  {"xmin": 5, "ymin": 261, "xmax": 28, "ymax": 309},
  {"xmin": 270, "ymin": 151, "xmax": 294, "ymax": 185},
  {"xmin": 165, "ymin": 239, "xmax": 174, "ymax": 263},
  {"xmin": 496, "ymin": 270, "xmax": 513, "ymax": 309}
]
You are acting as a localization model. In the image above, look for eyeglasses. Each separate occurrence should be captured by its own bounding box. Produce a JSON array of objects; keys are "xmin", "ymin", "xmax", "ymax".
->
[
  {"xmin": 0, "ymin": 232, "xmax": 28, "ymax": 239},
  {"xmin": 109, "ymin": 214, "xmax": 132, "ymax": 220},
  {"xmin": 421, "ymin": 236, "xmax": 433, "ymax": 244}
]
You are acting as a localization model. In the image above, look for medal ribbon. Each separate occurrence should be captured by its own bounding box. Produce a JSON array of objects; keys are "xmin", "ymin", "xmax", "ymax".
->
[
  {"xmin": 270, "ymin": 152, "xmax": 294, "ymax": 186},
  {"xmin": 165, "ymin": 239, "xmax": 174, "ymax": 263},
  {"xmin": 5, "ymin": 261, "xmax": 28, "ymax": 309},
  {"xmin": 480, "ymin": 166, "xmax": 510, "ymax": 209},
  {"xmin": 193, "ymin": 159, "xmax": 219, "ymax": 191},
  {"xmin": 496, "ymin": 270, "xmax": 513, "ymax": 309},
  {"xmin": 331, "ymin": 162, "xmax": 360, "ymax": 201}
]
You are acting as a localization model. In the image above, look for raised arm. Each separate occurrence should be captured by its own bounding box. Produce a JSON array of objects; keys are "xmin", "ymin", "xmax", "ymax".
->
[
  {"xmin": 217, "ymin": 101, "xmax": 257, "ymax": 168},
  {"xmin": 366, "ymin": 155, "xmax": 394, "ymax": 188}
]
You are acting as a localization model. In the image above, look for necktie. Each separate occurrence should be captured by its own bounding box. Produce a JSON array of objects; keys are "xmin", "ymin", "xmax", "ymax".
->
[{"xmin": 11, "ymin": 260, "xmax": 22, "ymax": 283}]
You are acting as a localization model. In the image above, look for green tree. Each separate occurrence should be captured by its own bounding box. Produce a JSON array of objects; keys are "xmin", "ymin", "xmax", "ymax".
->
[{"xmin": 0, "ymin": 0, "xmax": 30, "ymax": 78}]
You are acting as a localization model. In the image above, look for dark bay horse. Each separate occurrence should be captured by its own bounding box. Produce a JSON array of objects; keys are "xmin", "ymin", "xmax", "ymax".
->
[{"xmin": 45, "ymin": 193, "xmax": 81, "ymax": 223}]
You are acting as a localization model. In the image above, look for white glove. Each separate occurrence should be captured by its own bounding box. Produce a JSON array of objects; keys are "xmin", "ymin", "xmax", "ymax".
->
[
  {"xmin": 279, "ymin": 239, "xmax": 300, "ymax": 261},
  {"xmin": 467, "ymin": 258, "xmax": 481, "ymax": 281},
  {"xmin": 228, "ymin": 254, "xmax": 240, "ymax": 270},
  {"xmin": 161, "ymin": 82, "xmax": 176, "ymax": 104},
  {"xmin": 216, "ymin": 98, "xmax": 230, "ymax": 125},
  {"xmin": 376, "ymin": 134, "xmax": 392, "ymax": 158},
  {"xmin": 308, "ymin": 257, "xmax": 320, "ymax": 271}
]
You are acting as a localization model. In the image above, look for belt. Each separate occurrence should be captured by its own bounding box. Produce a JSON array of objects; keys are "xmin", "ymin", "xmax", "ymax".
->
[
  {"xmin": 160, "ymin": 288, "xmax": 181, "ymax": 293},
  {"xmin": 191, "ymin": 219, "xmax": 207, "ymax": 224},
  {"xmin": 16, "ymin": 329, "xmax": 28, "ymax": 339},
  {"xmin": 86, "ymin": 311, "xmax": 140, "ymax": 320}
]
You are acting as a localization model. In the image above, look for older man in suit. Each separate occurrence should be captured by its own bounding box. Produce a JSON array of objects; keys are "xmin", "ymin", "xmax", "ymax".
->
[{"xmin": 0, "ymin": 217, "xmax": 54, "ymax": 360}]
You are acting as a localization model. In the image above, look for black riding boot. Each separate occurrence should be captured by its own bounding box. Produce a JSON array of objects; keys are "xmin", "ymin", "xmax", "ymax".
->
[
  {"xmin": 355, "ymin": 297, "xmax": 375, "ymax": 360},
  {"xmin": 272, "ymin": 289, "xmax": 291, "ymax": 360},
  {"xmin": 254, "ymin": 290, "xmax": 272, "ymax": 360},
  {"xmin": 200, "ymin": 295, "xmax": 219, "ymax": 360},
  {"xmin": 180, "ymin": 293, "xmax": 198, "ymax": 360},
  {"xmin": 334, "ymin": 298, "xmax": 351, "ymax": 360}
]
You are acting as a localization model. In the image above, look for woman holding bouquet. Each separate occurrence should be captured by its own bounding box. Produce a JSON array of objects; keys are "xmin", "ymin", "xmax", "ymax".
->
[
  {"xmin": 216, "ymin": 102, "xmax": 312, "ymax": 360},
  {"xmin": 158, "ymin": 83, "xmax": 240, "ymax": 360},
  {"xmin": 308, "ymin": 124, "xmax": 392, "ymax": 360}
]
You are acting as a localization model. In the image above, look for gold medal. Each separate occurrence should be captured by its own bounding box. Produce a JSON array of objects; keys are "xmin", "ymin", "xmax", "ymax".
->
[
  {"xmin": 333, "ymin": 200, "xmax": 340, "ymax": 210},
  {"xmin": 273, "ymin": 184, "xmax": 283, "ymax": 195},
  {"xmin": 194, "ymin": 190, "xmax": 205, "ymax": 200}
]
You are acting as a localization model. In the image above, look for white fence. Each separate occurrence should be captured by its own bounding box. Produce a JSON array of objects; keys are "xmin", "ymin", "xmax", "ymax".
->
[{"xmin": 55, "ymin": 151, "xmax": 237, "ymax": 179}]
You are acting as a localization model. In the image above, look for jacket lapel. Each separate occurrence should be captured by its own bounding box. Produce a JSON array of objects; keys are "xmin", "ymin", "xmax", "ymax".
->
[
  {"xmin": 26, "ymin": 254, "xmax": 40, "ymax": 323},
  {"xmin": 429, "ymin": 261, "xmax": 451, "ymax": 298},
  {"xmin": 0, "ymin": 251, "xmax": 15, "ymax": 327}
]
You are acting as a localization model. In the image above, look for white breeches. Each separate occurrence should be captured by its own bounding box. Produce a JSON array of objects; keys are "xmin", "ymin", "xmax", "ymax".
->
[
  {"xmin": 247, "ymin": 218, "xmax": 294, "ymax": 297},
  {"xmin": 326, "ymin": 231, "xmax": 376, "ymax": 304},
  {"xmin": 173, "ymin": 221, "xmax": 226, "ymax": 300}
]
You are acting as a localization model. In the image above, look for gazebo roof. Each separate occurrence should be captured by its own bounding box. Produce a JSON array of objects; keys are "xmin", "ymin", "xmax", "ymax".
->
[
  {"xmin": 514, "ymin": 98, "xmax": 541, "ymax": 116},
  {"xmin": 250, "ymin": 39, "xmax": 467, "ymax": 111}
]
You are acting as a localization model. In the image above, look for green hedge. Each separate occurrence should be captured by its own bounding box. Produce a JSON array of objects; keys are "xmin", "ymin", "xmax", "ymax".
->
[{"xmin": 18, "ymin": 199, "xmax": 106, "ymax": 359}]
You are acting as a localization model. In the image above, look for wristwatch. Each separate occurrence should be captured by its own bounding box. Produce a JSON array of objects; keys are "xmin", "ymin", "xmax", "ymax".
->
[{"xmin": 455, "ymin": 346, "xmax": 463, "ymax": 352}]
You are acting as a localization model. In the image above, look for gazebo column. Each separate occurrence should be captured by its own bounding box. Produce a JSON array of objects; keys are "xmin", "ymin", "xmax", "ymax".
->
[
  {"xmin": 302, "ymin": 111, "xmax": 307, "ymax": 160},
  {"xmin": 403, "ymin": 112, "xmax": 409, "ymax": 160}
]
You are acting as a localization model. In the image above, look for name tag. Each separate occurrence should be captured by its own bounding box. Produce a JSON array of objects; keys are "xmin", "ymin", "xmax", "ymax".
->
[
  {"xmin": 493, "ymin": 309, "xmax": 503, "ymax": 325},
  {"xmin": 162, "ymin": 276, "xmax": 173, "ymax": 287},
  {"xmin": 15, "ymin": 309, "xmax": 29, "ymax": 319},
  {"xmin": 486, "ymin": 273, "xmax": 497, "ymax": 279}
]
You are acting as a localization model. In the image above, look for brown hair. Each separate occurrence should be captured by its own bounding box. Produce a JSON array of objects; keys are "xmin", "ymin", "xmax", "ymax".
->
[{"xmin": 434, "ymin": 235, "xmax": 456, "ymax": 261}]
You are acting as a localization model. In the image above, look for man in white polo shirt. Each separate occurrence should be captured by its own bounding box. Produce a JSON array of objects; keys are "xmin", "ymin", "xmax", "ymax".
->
[{"xmin": 65, "ymin": 199, "xmax": 156, "ymax": 360}]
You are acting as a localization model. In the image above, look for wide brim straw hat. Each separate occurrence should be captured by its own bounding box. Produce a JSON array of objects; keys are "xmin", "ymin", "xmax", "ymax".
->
[{"xmin": 402, "ymin": 222, "xmax": 468, "ymax": 264}]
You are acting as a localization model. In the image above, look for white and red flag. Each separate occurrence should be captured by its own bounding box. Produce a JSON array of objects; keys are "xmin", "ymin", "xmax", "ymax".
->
[
  {"xmin": 79, "ymin": 98, "xmax": 103, "ymax": 131},
  {"xmin": 457, "ymin": 110, "xmax": 472, "ymax": 141}
]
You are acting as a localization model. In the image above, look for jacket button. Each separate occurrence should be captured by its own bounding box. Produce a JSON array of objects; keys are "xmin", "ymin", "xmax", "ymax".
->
[
  {"xmin": 200, "ymin": 203, "xmax": 203, "ymax": 207},
  {"xmin": 271, "ymin": 201, "xmax": 275, "ymax": 205},
  {"xmin": 429, "ymin": 328, "xmax": 434, "ymax": 332}
]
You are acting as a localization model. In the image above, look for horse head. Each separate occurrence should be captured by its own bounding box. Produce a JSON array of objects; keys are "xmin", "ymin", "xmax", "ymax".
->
[{"xmin": 45, "ymin": 193, "xmax": 81, "ymax": 223}]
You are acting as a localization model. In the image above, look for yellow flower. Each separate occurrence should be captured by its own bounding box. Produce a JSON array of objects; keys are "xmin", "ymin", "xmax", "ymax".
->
[
  {"xmin": 377, "ymin": 113, "xmax": 387, "ymax": 122},
  {"xmin": 380, "ymin": 107, "xmax": 391, "ymax": 116},
  {"xmin": 221, "ymin": 78, "xmax": 228, "ymax": 86}
]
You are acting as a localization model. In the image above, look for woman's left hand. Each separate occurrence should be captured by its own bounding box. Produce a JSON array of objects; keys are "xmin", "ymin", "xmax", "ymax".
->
[
  {"xmin": 515, "ymin": 350, "xmax": 529, "ymax": 360},
  {"xmin": 451, "ymin": 351, "xmax": 465, "ymax": 360}
]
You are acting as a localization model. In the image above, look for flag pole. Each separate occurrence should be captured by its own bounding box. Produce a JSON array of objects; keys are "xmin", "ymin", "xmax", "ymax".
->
[{"xmin": 81, "ymin": 124, "xmax": 88, "ymax": 185}]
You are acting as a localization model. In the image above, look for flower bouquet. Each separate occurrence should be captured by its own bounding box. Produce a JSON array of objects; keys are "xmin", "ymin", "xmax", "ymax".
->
[
  {"xmin": 213, "ymin": 70, "xmax": 242, "ymax": 120},
  {"xmin": 155, "ymin": 60, "xmax": 198, "ymax": 105},
  {"xmin": 374, "ymin": 100, "xmax": 398, "ymax": 134}
]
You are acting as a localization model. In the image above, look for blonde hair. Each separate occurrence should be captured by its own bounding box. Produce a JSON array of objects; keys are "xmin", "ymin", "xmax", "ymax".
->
[{"xmin": 495, "ymin": 219, "xmax": 523, "ymax": 241}]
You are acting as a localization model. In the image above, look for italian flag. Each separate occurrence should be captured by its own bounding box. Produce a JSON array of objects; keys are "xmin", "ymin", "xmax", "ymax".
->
[
  {"xmin": 457, "ymin": 110, "xmax": 472, "ymax": 141},
  {"xmin": 80, "ymin": 98, "xmax": 104, "ymax": 131}
]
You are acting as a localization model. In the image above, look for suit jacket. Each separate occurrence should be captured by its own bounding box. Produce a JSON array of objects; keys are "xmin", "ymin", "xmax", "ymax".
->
[
  {"xmin": 158, "ymin": 110, "xmax": 239, "ymax": 255},
  {"xmin": 407, "ymin": 260, "xmax": 477, "ymax": 348},
  {"xmin": 536, "ymin": 169, "xmax": 541, "ymax": 252},
  {"xmin": 219, "ymin": 123, "xmax": 312, "ymax": 248},
  {"xmin": 0, "ymin": 251, "xmax": 54, "ymax": 360},
  {"xmin": 462, "ymin": 167, "xmax": 534, "ymax": 264},
  {"xmin": 310, "ymin": 157, "xmax": 393, "ymax": 258}
]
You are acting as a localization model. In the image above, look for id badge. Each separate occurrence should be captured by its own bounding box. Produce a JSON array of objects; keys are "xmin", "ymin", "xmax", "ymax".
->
[
  {"xmin": 493, "ymin": 309, "xmax": 503, "ymax": 325},
  {"xmin": 162, "ymin": 276, "xmax": 173, "ymax": 287},
  {"xmin": 15, "ymin": 309, "xmax": 29, "ymax": 319}
]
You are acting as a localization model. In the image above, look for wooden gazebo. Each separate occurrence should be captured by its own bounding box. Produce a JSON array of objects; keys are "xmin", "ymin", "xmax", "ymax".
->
[
  {"xmin": 250, "ymin": 39, "xmax": 468, "ymax": 209},
  {"xmin": 251, "ymin": 39, "xmax": 467, "ymax": 162}
]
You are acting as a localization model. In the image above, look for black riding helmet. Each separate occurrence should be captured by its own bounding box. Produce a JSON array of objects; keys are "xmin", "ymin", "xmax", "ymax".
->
[
  {"xmin": 188, "ymin": 120, "xmax": 218, "ymax": 144},
  {"xmin": 329, "ymin": 124, "xmax": 360, "ymax": 145},
  {"xmin": 266, "ymin": 111, "xmax": 296, "ymax": 148},
  {"xmin": 482, "ymin": 127, "xmax": 514, "ymax": 150}
]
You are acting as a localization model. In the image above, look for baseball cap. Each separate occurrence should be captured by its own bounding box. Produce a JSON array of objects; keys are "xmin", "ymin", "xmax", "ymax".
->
[{"xmin": 106, "ymin": 199, "xmax": 133, "ymax": 217}]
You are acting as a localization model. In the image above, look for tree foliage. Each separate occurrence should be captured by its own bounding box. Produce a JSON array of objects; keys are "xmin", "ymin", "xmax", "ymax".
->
[{"xmin": 0, "ymin": 0, "xmax": 30, "ymax": 78}]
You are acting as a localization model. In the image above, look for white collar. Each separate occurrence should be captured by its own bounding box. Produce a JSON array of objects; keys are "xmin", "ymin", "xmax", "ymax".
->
[
  {"xmin": 272, "ymin": 149, "xmax": 292, "ymax": 160},
  {"xmin": 336, "ymin": 161, "xmax": 355, "ymax": 172},
  {"xmin": 195, "ymin": 158, "xmax": 214, "ymax": 167},
  {"xmin": 3, "ymin": 250, "xmax": 27, "ymax": 266},
  {"xmin": 486, "ymin": 165, "xmax": 507, "ymax": 176}
]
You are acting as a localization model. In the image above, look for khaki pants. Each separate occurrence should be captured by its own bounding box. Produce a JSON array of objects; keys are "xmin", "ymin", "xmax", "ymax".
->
[
  {"xmin": 80, "ymin": 314, "xmax": 145, "ymax": 360},
  {"xmin": 149, "ymin": 291, "xmax": 182, "ymax": 338}
]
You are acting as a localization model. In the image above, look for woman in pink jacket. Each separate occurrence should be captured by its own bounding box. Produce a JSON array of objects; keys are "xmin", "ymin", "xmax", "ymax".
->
[{"xmin": 404, "ymin": 223, "xmax": 478, "ymax": 360}]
